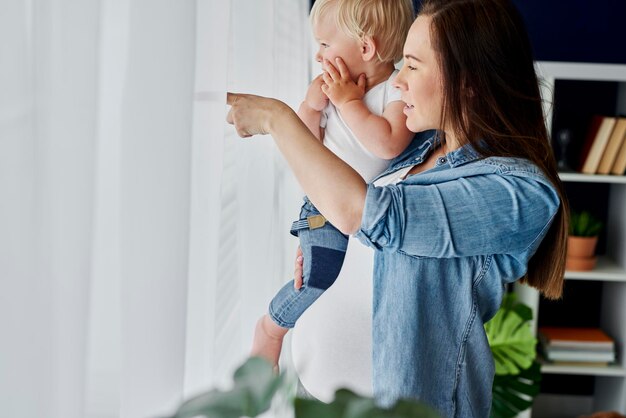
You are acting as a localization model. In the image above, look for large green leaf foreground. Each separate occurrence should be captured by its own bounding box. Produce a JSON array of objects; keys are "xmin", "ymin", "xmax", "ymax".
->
[
  {"xmin": 166, "ymin": 356, "xmax": 442, "ymax": 418},
  {"xmin": 485, "ymin": 293, "xmax": 542, "ymax": 418}
]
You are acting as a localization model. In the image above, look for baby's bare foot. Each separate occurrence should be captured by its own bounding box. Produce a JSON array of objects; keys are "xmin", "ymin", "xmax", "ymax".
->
[{"xmin": 251, "ymin": 315, "xmax": 289, "ymax": 373}]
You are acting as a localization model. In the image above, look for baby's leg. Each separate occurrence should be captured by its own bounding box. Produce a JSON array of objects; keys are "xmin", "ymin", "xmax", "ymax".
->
[{"xmin": 251, "ymin": 314, "xmax": 289, "ymax": 372}]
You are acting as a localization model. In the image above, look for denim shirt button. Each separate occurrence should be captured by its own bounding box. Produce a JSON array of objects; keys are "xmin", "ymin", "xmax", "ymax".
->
[{"xmin": 438, "ymin": 157, "xmax": 447, "ymax": 165}]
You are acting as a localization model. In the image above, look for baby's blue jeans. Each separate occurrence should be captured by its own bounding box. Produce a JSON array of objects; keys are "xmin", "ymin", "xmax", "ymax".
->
[{"xmin": 269, "ymin": 197, "xmax": 348, "ymax": 328}]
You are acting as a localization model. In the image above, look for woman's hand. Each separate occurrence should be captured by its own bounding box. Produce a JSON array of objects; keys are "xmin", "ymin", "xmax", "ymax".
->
[
  {"xmin": 294, "ymin": 246, "xmax": 304, "ymax": 290},
  {"xmin": 321, "ymin": 57, "xmax": 366, "ymax": 110},
  {"xmin": 226, "ymin": 92, "xmax": 288, "ymax": 137}
]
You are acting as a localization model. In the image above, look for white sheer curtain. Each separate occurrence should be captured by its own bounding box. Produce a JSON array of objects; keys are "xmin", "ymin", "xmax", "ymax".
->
[{"xmin": 0, "ymin": 0, "xmax": 309, "ymax": 417}]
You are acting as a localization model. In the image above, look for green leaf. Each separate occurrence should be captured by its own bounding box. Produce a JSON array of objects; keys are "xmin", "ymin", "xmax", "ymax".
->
[
  {"xmin": 295, "ymin": 397, "xmax": 346, "ymax": 418},
  {"xmin": 570, "ymin": 210, "xmax": 603, "ymax": 237},
  {"xmin": 173, "ymin": 357, "xmax": 282, "ymax": 418},
  {"xmin": 232, "ymin": 356, "xmax": 284, "ymax": 414},
  {"xmin": 295, "ymin": 388, "xmax": 442, "ymax": 418},
  {"xmin": 490, "ymin": 362, "xmax": 542, "ymax": 418},
  {"xmin": 383, "ymin": 398, "xmax": 443, "ymax": 418},
  {"xmin": 485, "ymin": 298, "xmax": 537, "ymax": 376}
]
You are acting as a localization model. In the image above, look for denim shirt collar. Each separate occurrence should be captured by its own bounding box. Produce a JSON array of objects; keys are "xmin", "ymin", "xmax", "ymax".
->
[{"xmin": 373, "ymin": 130, "xmax": 483, "ymax": 182}]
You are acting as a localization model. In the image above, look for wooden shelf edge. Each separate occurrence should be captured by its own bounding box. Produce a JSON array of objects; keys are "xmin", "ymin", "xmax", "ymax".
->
[
  {"xmin": 536, "ymin": 61, "xmax": 626, "ymax": 82},
  {"xmin": 539, "ymin": 360, "xmax": 626, "ymax": 377},
  {"xmin": 565, "ymin": 256, "xmax": 626, "ymax": 282},
  {"xmin": 558, "ymin": 172, "xmax": 626, "ymax": 184}
]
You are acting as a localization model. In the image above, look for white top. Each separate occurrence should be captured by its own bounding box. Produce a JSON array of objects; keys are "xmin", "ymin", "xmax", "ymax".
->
[
  {"xmin": 291, "ymin": 238, "xmax": 374, "ymax": 401},
  {"xmin": 291, "ymin": 71, "xmax": 402, "ymax": 401},
  {"xmin": 321, "ymin": 70, "xmax": 402, "ymax": 183},
  {"xmin": 373, "ymin": 165, "xmax": 412, "ymax": 187}
]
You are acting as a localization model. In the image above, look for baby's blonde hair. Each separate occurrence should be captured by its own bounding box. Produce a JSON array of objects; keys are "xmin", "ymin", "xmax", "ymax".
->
[{"xmin": 310, "ymin": 0, "xmax": 415, "ymax": 64}]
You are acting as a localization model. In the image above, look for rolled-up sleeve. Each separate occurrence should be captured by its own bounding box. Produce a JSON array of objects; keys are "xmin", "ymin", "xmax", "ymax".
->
[{"xmin": 354, "ymin": 173, "xmax": 560, "ymax": 258}]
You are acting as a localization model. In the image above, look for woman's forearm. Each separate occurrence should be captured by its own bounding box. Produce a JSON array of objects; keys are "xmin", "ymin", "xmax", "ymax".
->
[
  {"xmin": 226, "ymin": 93, "xmax": 366, "ymax": 233},
  {"xmin": 270, "ymin": 104, "xmax": 366, "ymax": 234}
]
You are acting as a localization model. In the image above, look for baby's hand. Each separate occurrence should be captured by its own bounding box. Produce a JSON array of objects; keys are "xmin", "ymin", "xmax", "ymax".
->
[
  {"xmin": 321, "ymin": 57, "xmax": 365, "ymax": 109},
  {"xmin": 304, "ymin": 74, "xmax": 329, "ymax": 112}
]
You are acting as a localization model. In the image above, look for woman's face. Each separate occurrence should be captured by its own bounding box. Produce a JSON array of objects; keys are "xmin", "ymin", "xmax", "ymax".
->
[{"xmin": 393, "ymin": 16, "xmax": 444, "ymax": 133}]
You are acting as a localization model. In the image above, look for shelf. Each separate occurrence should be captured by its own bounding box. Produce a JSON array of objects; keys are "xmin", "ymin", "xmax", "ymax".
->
[
  {"xmin": 532, "ymin": 60, "xmax": 626, "ymax": 416},
  {"xmin": 536, "ymin": 61, "xmax": 626, "ymax": 82},
  {"xmin": 558, "ymin": 172, "xmax": 626, "ymax": 184},
  {"xmin": 540, "ymin": 360, "xmax": 626, "ymax": 377},
  {"xmin": 565, "ymin": 256, "xmax": 626, "ymax": 282}
]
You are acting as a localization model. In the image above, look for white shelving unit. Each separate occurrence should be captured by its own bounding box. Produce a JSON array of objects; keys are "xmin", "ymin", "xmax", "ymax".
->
[{"xmin": 515, "ymin": 61, "xmax": 626, "ymax": 417}]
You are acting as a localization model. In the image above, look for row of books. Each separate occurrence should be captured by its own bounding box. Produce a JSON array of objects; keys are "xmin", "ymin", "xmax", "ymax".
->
[
  {"xmin": 539, "ymin": 327, "xmax": 616, "ymax": 365},
  {"xmin": 579, "ymin": 116, "xmax": 626, "ymax": 175}
]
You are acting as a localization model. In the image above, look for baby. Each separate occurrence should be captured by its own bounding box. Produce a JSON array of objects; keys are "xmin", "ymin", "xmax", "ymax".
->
[{"xmin": 251, "ymin": 0, "xmax": 415, "ymax": 369}]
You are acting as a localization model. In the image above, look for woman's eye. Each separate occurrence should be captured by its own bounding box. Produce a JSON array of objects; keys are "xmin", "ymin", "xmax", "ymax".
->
[
  {"xmin": 321, "ymin": 43, "xmax": 329, "ymax": 48},
  {"xmin": 407, "ymin": 65, "xmax": 417, "ymax": 71}
]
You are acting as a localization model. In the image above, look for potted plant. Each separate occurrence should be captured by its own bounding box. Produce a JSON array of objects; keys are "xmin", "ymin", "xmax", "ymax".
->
[
  {"xmin": 567, "ymin": 210, "xmax": 603, "ymax": 271},
  {"xmin": 165, "ymin": 294, "xmax": 539, "ymax": 418}
]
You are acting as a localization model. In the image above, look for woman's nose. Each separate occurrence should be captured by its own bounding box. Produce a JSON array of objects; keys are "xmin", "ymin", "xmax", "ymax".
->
[
  {"xmin": 393, "ymin": 69, "xmax": 407, "ymax": 90},
  {"xmin": 315, "ymin": 50, "xmax": 322, "ymax": 63}
]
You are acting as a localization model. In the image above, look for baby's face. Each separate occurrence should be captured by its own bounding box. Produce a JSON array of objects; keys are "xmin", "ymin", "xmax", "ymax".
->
[{"xmin": 312, "ymin": 13, "xmax": 364, "ymax": 81}]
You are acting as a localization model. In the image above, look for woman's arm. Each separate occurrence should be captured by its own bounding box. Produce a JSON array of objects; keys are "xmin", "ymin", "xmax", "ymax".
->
[
  {"xmin": 358, "ymin": 173, "xmax": 560, "ymax": 258},
  {"xmin": 226, "ymin": 92, "xmax": 366, "ymax": 234}
]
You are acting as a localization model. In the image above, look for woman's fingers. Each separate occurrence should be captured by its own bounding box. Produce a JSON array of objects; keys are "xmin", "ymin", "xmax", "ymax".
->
[
  {"xmin": 294, "ymin": 246, "xmax": 304, "ymax": 290},
  {"xmin": 226, "ymin": 92, "xmax": 282, "ymax": 137},
  {"xmin": 226, "ymin": 92, "xmax": 251, "ymax": 137},
  {"xmin": 226, "ymin": 91, "xmax": 238, "ymax": 105}
]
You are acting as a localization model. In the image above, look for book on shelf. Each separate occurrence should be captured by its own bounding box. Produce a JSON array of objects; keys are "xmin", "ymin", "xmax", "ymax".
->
[
  {"xmin": 597, "ymin": 117, "xmax": 626, "ymax": 174},
  {"xmin": 579, "ymin": 116, "xmax": 618, "ymax": 174},
  {"xmin": 578, "ymin": 115, "xmax": 604, "ymax": 172},
  {"xmin": 611, "ymin": 118, "xmax": 626, "ymax": 175},
  {"xmin": 538, "ymin": 327, "xmax": 615, "ymax": 349},
  {"xmin": 549, "ymin": 360, "xmax": 611, "ymax": 368},
  {"xmin": 543, "ymin": 348, "xmax": 615, "ymax": 363},
  {"xmin": 539, "ymin": 327, "xmax": 616, "ymax": 364}
]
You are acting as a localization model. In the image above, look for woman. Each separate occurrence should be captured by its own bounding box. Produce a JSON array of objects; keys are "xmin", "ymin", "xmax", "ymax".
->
[{"xmin": 227, "ymin": 0, "xmax": 568, "ymax": 416}]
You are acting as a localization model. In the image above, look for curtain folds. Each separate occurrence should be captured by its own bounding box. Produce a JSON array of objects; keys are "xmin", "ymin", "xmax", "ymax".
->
[{"xmin": 1, "ymin": 1, "xmax": 309, "ymax": 417}]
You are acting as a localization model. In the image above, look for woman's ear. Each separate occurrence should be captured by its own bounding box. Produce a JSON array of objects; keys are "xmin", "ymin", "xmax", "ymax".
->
[{"xmin": 360, "ymin": 36, "xmax": 377, "ymax": 62}]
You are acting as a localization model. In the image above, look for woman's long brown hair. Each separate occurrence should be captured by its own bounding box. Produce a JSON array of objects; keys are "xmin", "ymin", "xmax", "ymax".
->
[{"xmin": 419, "ymin": 0, "xmax": 569, "ymax": 299}]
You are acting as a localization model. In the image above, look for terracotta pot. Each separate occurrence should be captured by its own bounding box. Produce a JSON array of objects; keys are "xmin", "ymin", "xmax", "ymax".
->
[
  {"xmin": 566, "ymin": 255, "xmax": 597, "ymax": 271},
  {"xmin": 567, "ymin": 235, "xmax": 599, "ymax": 258}
]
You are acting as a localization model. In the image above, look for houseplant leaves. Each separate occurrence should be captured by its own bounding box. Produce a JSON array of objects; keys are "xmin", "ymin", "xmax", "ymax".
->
[
  {"xmin": 485, "ymin": 294, "xmax": 537, "ymax": 375},
  {"xmin": 491, "ymin": 361, "xmax": 541, "ymax": 418},
  {"xmin": 485, "ymin": 293, "xmax": 542, "ymax": 418},
  {"xmin": 295, "ymin": 388, "xmax": 442, "ymax": 418},
  {"xmin": 168, "ymin": 293, "xmax": 541, "ymax": 418},
  {"xmin": 171, "ymin": 356, "xmax": 283, "ymax": 418}
]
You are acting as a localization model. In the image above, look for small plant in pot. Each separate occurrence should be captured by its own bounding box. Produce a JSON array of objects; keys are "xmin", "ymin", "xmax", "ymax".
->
[{"xmin": 567, "ymin": 210, "xmax": 603, "ymax": 271}]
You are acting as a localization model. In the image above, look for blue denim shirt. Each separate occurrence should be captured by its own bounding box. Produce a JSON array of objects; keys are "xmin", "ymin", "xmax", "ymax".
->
[{"xmin": 354, "ymin": 130, "xmax": 560, "ymax": 418}]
